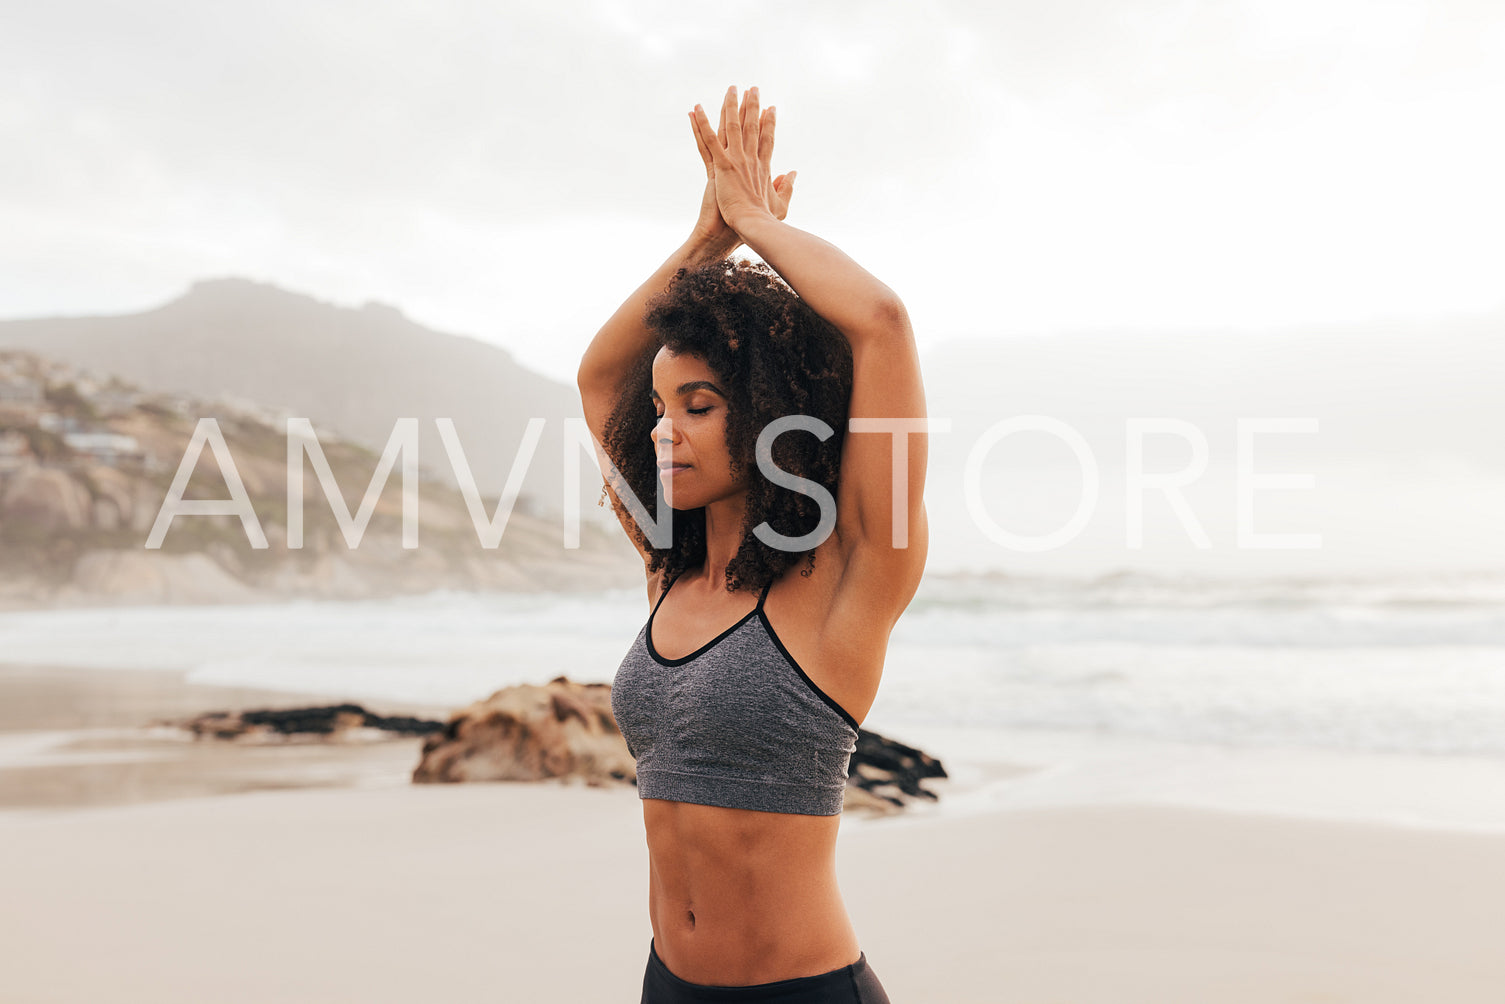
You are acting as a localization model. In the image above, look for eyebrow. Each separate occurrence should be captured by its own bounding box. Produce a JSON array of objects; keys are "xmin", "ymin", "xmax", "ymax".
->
[{"xmin": 650, "ymin": 380, "xmax": 727, "ymax": 400}]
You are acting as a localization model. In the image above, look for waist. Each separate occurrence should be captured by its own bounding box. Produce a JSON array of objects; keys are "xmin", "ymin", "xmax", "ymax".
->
[{"xmin": 643, "ymin": 798, "xmax": 860, "ymax": 984}]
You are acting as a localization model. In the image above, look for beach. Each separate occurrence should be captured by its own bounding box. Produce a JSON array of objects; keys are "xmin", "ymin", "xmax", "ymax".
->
[{"xmin": 3, "ymin": 662, "xmax": 1504, "ymax": 1003}]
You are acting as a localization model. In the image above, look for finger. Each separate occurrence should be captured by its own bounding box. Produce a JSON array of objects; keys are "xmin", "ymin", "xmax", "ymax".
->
[
  {"xmin": 721, "ymin": 85, "xmax": 741, "ymax": 152},
  {"xmin": 692, "ymin": 104, "xmax": 730, "ymax": 167},
  {"xmin": 772, "ymin": 171, "xmax": 794, "ymax": 219},
  {"xmin": 741, "ymin": 85, "xmax": 760, "ymax": 160},
  {"xmin": 759, "ymin": 105, "xmax": 776, "ymax": 175},
  {"xmin": 690, "ymin": 111, "xmax": 713, "ymax": 174}
]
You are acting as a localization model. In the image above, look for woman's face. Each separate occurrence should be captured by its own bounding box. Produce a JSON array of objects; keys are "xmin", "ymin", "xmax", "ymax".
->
[{"xmin": 650, "ymin": 347, "xmax": 747, "ymax": 509}]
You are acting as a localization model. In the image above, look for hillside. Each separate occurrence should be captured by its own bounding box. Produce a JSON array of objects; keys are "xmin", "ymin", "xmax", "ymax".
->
[{"xmin": 0, "ymin": 349, "xmax": 640, "ymax": 609}]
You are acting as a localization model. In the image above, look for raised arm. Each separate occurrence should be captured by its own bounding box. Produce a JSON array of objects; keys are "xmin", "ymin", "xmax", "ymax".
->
[
  {"xmin": 691, "ymin": 86, "xmax": 929, "ymax": 590},
  {"xmin": 577, "ymin": 105, "xmax": 794, "ymax": 584}
]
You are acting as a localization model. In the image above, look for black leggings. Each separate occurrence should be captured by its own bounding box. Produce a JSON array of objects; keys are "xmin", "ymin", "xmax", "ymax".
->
[{"xmin": 640, "ymin": 938, "xmax": 892, "ymax": 1003}]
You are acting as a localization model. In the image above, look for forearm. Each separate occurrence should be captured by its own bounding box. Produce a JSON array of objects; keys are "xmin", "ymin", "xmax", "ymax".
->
[
  {"xmin": 577, "ymin": 232, "xmax": 740, "ymax": 387},
  {"xmin": 733, "ymin": 212, "xmax": 908, "ymax": 344}
]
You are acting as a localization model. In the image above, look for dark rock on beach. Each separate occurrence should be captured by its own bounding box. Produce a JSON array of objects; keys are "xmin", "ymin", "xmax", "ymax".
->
[
  {"xmin": 167, "ymin": 703, "xmax": 446, "ymax": 743},
  {"xmin": 842, "ymin": 730, "xmax": 949, "ymax": 815},
  {"xmin": 412, "ymin": 676, "xmax": 635, "ymax": 786}
]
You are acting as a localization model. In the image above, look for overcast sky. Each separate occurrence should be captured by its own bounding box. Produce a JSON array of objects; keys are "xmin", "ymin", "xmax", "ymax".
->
[{"xmin": 5, "ymin": 0, "xmax": 1504, "ymax": 384}]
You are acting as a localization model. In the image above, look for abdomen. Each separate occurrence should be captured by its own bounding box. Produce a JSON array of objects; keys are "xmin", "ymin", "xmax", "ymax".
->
[{"xmin": 642, "ymin": 798, "xmax": 861, "ymax": 985}]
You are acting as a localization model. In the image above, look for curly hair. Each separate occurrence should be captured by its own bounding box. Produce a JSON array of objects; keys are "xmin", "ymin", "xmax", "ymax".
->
[{"xmin": 598, "ymin": 257, "xmax": 854, "ymax": 596}]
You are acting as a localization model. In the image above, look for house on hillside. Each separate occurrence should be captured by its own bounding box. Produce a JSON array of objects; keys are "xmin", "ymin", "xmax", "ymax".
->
[
  {"xmin": 62, "ymin": 431, "xmax": 146, "ymax": 467},
  {"xmin": 151, "ymin": 392, "xmax": 199, "ymax": 417},
  {"xmin": 0, "ymin": 429, "xmax": 37, "ymax": 481},
  {"xmin": 37, "ymin": 412, "xmax": 85, "ymax": 434},
  {"xmin": 0, "ymin": 376, "xmax": 44, "ymax": 422},
  {"xmin": 92, "ymin": 387, "xmax": 142, "ymax": 416}
]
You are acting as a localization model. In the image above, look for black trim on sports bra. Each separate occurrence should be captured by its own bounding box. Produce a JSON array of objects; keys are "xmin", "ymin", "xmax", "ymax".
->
[
  {"xmin": 757, "ymin": 605, "xmax": 861, "ymax": 733},
  {"xmin": 645, "ymin": 570, "xmax": 861, "ymax": 732},
  {"xmin": 645, "ymin": 571, "xmax": 767, "ymax": 668}
]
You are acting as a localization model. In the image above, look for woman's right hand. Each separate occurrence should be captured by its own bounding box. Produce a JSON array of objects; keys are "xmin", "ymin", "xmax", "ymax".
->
[{"xmin": 688, "ymin": 97, "xmax": 793, "ymax": 249}]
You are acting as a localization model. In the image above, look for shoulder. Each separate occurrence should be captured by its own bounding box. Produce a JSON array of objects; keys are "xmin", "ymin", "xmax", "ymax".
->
[
  {"xmin": 771, "ymin": 524, "xmax": 925, "ymax": 644},
  {"xmin": 760, "ymin": 526, "xmax": 922, "ymax": 729}
]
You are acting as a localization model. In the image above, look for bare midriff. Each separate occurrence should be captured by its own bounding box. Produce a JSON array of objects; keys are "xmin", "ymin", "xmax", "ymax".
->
[{"xmin": 643, "ymin": 796, "xmax": 861, "ymax": 986}]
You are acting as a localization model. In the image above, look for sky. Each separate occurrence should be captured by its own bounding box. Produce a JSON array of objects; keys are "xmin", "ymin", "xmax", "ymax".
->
[{"xmin": 4, "ymin": 0, "xmax": 1505, "ymax": 386}]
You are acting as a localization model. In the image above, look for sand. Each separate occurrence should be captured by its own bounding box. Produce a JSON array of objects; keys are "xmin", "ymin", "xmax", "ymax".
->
[
  {"xmin": 2, "ymin": 665, "xmax": 1504, "ymax": 1003},
  {"xmin": 0, "ymin": 663, "xmax": 447, "ymax": 812}
]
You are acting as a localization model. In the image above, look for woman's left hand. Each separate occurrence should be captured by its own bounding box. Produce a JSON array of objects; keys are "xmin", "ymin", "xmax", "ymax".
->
[{"xmin": 692, "ymin": 85, "xmax": 791, "ymax": 237}]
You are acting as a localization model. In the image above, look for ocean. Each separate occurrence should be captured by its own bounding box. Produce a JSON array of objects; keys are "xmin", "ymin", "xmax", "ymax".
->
[{"xmin": 3, "ymin": 569, "xmax": 1503, "ymax": 832}]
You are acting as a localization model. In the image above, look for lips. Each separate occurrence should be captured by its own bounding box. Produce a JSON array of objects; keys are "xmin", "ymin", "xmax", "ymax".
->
[{"xmin": 658, "ymin": 460, "xmax": 691, "ymax": 471}]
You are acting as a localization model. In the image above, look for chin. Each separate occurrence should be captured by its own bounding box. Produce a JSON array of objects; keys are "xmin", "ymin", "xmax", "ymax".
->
[{"xmin": 658, "ymin": 480, "xmax": 700, "ymax": 510}]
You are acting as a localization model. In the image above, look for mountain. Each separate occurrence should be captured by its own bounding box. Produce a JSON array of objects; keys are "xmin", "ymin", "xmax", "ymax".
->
[{"xmin": 0, "ymin": 278, "xmax": 592, "ymax": 514}]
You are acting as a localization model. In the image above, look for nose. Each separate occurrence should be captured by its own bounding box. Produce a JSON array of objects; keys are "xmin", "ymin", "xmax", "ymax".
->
[{"xmin": 652, "ymin": 412, "xmax": 678, "ymax": 446}]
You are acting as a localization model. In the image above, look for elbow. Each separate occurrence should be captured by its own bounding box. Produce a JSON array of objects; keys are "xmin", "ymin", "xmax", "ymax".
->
[
  {"xmin": 870, "ymin": 293, "xmax": 912, "ymax": 340},
  {"xmin": 839, "ymin": 293, "xmax": 912, "ymax": 348},
  {"xmin": 576, "ymin": 363, "xmax": 606, "ymax": 395}
]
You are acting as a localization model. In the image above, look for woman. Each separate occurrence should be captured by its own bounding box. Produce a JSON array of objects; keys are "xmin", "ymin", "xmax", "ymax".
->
[{"xmin": 577, "ymin": 85, "xmax": 928, "ymax": 1003}]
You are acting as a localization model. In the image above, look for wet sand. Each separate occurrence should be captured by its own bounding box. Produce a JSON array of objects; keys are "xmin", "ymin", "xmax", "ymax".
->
[{"xmin": 0, "ymin": 663, "xmax": 451, "ymax": 813}]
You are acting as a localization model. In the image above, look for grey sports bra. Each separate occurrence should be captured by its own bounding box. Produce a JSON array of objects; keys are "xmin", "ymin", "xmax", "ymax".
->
[{"xmin": 610, "ymin": 570, "xmax": 860, "ymax": 816}]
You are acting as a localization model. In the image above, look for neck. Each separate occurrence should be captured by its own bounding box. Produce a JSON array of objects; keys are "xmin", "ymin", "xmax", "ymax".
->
[{"xmin": 697, "ymin": 492, "xmax": 749, "ymax": 591}]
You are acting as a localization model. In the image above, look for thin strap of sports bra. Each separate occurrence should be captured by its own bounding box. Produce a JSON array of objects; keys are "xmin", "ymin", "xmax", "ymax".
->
[
  {"xmin": 756, "ymin": 575, "xmax": 774, "ymax": 610},
  {"xmin": 651, "ymin": 570, "xmax": 679, "ymax": 616}
]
